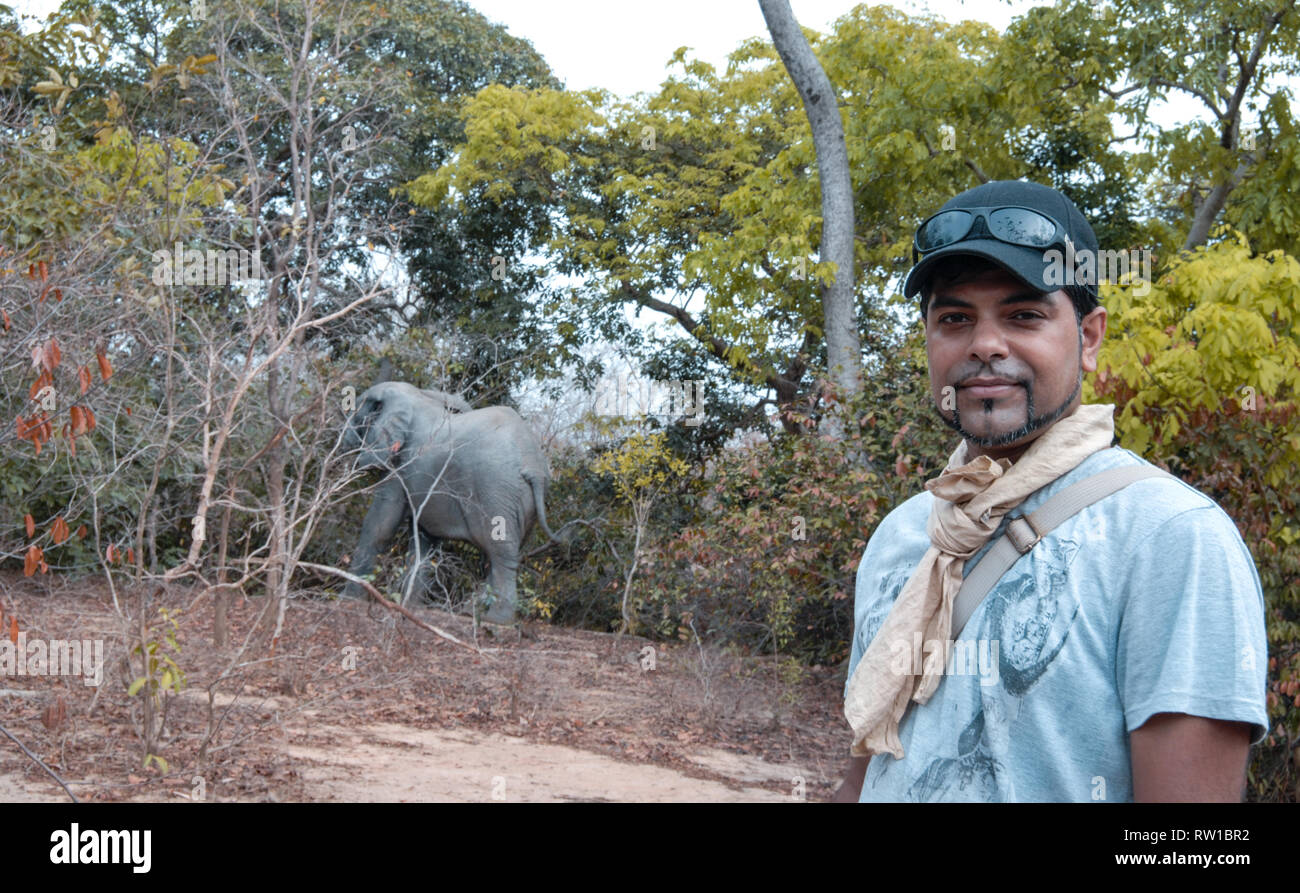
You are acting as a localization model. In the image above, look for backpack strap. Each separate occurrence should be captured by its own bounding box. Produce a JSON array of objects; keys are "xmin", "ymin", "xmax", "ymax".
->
[{"xmin": 950, "ymin": 464, "xmax": 1176, "ymax": 638}]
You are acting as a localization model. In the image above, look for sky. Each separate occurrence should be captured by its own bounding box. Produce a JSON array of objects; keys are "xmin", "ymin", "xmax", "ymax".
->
[{"xmin": 463, "ymin": 0, "xmax": 1045, "ymax": 98}]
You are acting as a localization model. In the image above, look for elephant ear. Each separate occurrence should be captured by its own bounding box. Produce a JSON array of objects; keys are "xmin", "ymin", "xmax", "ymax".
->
[{"xmin": 351, "ymin": 388, "xmax": 412, "ymax": 469}]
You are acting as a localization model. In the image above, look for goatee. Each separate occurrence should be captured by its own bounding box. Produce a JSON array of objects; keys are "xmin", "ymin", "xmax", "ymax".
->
[{"xmin": 936, "ymin": 371, "xmax": 1082, "ymax": 449}]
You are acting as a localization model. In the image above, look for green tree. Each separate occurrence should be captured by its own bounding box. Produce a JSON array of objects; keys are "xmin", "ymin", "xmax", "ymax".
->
[
  {"xmin": 591, "ymin": 427, "xmax": 690, "ymax": 634},
  {"xmin": 411, "ymin": 5, "xmax": 1135, "ymax": 433}
]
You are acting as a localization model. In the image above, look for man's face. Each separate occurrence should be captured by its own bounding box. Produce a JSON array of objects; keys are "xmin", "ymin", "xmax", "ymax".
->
[{"xmin": 924, "ymin": 267, "xmax": 1107, "ymax": 462}]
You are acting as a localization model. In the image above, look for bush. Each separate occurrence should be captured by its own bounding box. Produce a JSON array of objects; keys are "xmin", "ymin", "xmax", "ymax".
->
[{"xmin": 643, "ymin": 328, "xmax": 952, "ymax": 664}]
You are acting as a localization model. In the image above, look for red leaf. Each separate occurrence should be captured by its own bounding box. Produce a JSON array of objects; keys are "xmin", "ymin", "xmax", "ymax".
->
[
  {"xmin": 7, "ymin": 616, "xmax": 17, "ymax": 644},
  {"xmin": 42, "ymin": 338, "xmax": 60, "ymax": 372},
  {"xmin": 78, "ymin": 365, "xmax": 91, "ymax": 395},
  {"xmin": 24, "ymin": 513, "xmax": 35, "ymax": 537},
  {"xmin": 50, "ymin": 517, "xmax": 69, "ymax": 545},
  {"xmin": 76, "ymin": 524, "xmax": 87, "ymax": 540},
  {"xmin": 29, "ymin": 369, "xmax": 51, "ymax": 400},
  {"xmin": 23, "ymin": 545, "xmax": 41, "ymax": 577},
  {"xmin": 96, "ymin": 348, "xmax": 112, "ymax": 381},
  {"xmin": 1, "ymin": 309, "xmax": 9, "ymax": 331},
  {"xmin": 38, "ymin": 260, "xmax": 48, "ymax": 282}
]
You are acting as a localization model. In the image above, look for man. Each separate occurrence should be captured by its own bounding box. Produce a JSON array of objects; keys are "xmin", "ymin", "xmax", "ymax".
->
[{"xmin": 833, "ymin": 180, "xmax": 1268, "ymax": 802}]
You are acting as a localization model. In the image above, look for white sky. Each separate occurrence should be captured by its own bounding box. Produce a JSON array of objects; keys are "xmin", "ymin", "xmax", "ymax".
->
[{"xmin": 464, "ymin": 0, "xmax": 1045, "ymax": 97}]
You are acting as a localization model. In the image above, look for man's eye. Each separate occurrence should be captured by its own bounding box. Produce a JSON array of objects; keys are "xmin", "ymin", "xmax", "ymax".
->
[{"xmin": 939, "ymin": 313, "xmax": 968, "ymax": 324}]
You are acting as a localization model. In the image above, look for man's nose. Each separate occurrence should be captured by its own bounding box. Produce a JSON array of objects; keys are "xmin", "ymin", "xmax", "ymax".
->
[{"xmin": 967, "ymin": 316, "xmax": 1009, "ymax": 363}]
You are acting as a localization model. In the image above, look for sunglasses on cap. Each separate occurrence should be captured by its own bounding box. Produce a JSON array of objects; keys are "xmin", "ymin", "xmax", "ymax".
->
[{"xmin": 912, "ymin": 206, "xmax": 1070, "ymax": 263}]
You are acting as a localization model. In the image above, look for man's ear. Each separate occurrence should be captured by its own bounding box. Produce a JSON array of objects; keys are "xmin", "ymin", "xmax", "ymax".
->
[{"xmin": 1080, "ymin": 305, "xmax": 1108, "ymax": 373}]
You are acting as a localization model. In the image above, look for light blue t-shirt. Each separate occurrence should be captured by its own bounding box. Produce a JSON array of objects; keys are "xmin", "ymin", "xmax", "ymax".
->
[{"xmin": 845, "ymin": 445, "xmax": 1269, "ymax": 802}]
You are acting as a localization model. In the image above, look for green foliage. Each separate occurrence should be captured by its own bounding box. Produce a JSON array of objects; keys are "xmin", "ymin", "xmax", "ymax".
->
[
  {"xmin": 526, "ymin": 441, "xmax": 622, "ymax": 628},
  {"xmin": 128, "ymin": 605, "xmax": 186, "ymax": 699},
  {"xmin": 641, "ymin": 334, "xmax": 952, "ymax": 662},
  {"xmin": 414, "ymin": 4, "xmax": 1146, "ymax": 403},
  {"xmin": 1090, "ymin": 230, "xmax": 1300, "ymax": 801},
  {"xmin": 590, "ymin": 425, "xmax": 692, "ymax": 634},
  {"xmin": 1090, "ymin": 229, "xmax": 1300, "ymax": 482},
  {"xmin": 591, "ymin": 427, "xmax": 691, "ymax": 507}
]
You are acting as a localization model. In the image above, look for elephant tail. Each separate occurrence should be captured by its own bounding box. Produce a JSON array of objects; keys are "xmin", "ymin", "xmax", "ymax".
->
[{"xmin": 523, "ymin": 469, "xmax": 565, "ymax": 544}]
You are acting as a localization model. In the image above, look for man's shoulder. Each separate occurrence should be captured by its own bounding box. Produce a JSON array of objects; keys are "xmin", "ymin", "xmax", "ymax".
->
[
  {"xmin": 1036, "ymin": 447, "xmax": 1259, "ymax": 586},
  {"xmin": 1055, "ymin": 446, "xmax": 1228, "ymax": 527},
  {"xmin": 871, "ymin": 487, "xmax": 934, "ymax": 539}
]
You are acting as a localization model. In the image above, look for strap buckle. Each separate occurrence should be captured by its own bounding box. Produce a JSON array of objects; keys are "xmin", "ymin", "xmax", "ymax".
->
[{"xmin": 1005, "ymin": 515, "xmax": 1042, "ymax": 554}]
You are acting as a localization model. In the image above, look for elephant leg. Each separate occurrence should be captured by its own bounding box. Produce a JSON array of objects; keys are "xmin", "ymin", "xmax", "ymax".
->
[
  {"xmin": 480, "ymin": 547, "xmax": 522, "ymax": 625},
  {"xmin": 343, "ymin": 477, "xmax": 409, "ymax": 599},
  {"xmin": 399, "ymin": 527, "xmax": 439, "ymax": 607}
]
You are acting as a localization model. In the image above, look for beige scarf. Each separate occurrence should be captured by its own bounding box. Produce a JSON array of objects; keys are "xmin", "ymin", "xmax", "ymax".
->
[{"xmin": 844, "ymin": 402, "xmax": 1117, "ymax": 759}]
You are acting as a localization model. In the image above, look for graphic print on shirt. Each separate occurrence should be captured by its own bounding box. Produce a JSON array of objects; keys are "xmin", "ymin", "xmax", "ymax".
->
[
  {"xmin": 978, "ymin": 538, "xmax": 1082, "ymax": 697},
  {"xmin": 904, "ymin": 709, "xmax": 1001, "ymax": 802},
  {"xmin": 857, "ymin": 565, "xmax": 913, "ymax": 654}
]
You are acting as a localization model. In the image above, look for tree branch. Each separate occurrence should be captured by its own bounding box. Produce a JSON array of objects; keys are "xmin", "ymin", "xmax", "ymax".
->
[{"xmin": 0, "ymin": 720, "xmax": 78, "ymax": 803}]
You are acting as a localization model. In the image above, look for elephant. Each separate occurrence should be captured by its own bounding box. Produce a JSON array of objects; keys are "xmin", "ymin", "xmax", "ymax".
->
[{"xmin": 340, "ymin": 381, "xmax": 561, "ymax": 624}]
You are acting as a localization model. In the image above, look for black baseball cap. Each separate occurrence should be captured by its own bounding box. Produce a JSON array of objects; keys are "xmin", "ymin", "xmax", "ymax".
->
[{"xmin": 903, "ymin": 180, "xmax": 1100, "ymax": 300}]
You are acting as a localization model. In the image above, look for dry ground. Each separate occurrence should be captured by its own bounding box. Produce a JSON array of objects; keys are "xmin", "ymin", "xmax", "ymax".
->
[{"xmin": 0, "ymin": 572, "xmax": 852, "ymax": 802}]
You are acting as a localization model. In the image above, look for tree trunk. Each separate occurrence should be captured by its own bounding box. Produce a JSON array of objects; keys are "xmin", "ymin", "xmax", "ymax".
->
[
  {"xmin": 213, "ymin": 491, "xmax": 234, "ymax": 648},
  {"xmin": 759, "ymin": 0, "xmax": 862, "ymax": 436}
]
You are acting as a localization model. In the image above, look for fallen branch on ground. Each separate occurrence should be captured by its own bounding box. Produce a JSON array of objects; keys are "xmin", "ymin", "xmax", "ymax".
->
[
  {"xmin": 0, "ymin": 720, "xmax": 78, "ymax": 803},
  {"xmin": 296, "ymin": 562, "xmax": 489, "ymax": 656}
]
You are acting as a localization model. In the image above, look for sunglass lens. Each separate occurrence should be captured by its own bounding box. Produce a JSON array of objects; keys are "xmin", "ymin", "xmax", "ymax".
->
[
  {"xmin": 916, "ymin": 210, "xmax": 973, "ymax": 252},
  {"xmin": 988, "ymin": 208, "xmax": 1057, "ymax": 247}
]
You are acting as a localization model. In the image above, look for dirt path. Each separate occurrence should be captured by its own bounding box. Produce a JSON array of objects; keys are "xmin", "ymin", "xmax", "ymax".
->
[
  {"xmin": 0, "ymin": 579, "xmax": 848, "ymax": 802},
  {"xmin": 286, "ymin": 718, "xmax": 798, "ymax": 802}
]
